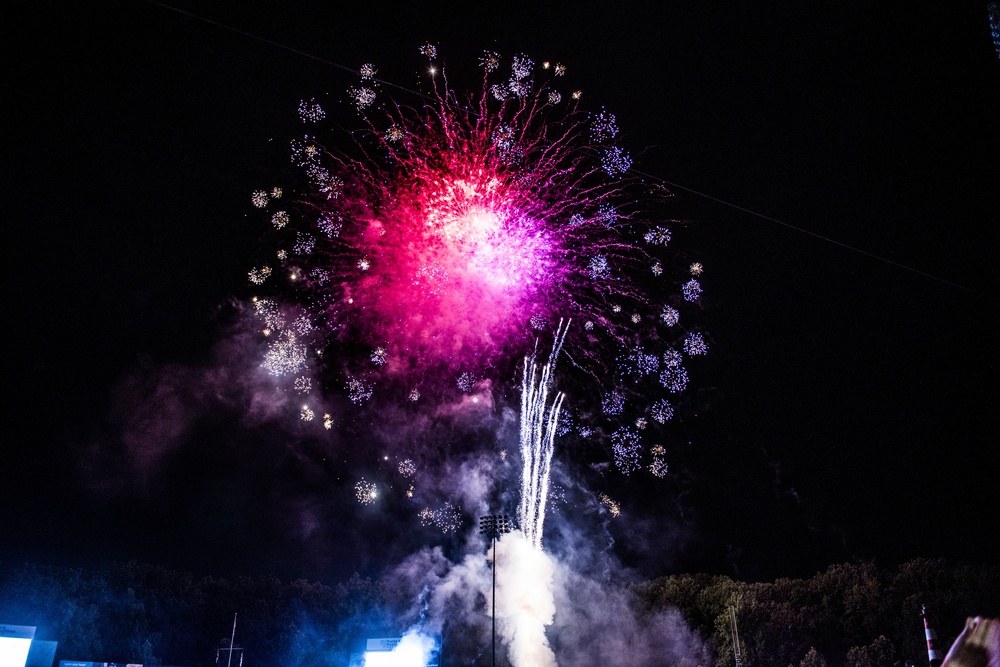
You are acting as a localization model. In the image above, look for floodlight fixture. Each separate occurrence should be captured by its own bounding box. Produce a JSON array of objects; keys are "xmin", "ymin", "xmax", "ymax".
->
[{"xmin": 480, "ymin": 513, "xmax": 512, "ymax": 666}]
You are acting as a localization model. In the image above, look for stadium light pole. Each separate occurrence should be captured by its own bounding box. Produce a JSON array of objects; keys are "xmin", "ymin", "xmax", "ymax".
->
[
  {"xmin": 480, "ymin": 514, "xmax": 511, "ymax": 667},
  {"xmin": 228, "ymin": 613, "xmax": 237, "ymax": 667}
]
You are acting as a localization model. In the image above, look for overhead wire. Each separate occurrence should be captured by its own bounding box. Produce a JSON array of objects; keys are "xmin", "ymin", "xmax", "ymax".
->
[
  {"xmin": 630, "ymin": 170, "xmax": 991, "ymax": 298},
  {"xmin": 142, "ymin": 0, "xmax": 993, "ymax": 300}
]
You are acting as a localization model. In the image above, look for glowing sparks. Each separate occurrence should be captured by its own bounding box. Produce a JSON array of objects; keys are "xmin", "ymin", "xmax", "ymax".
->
[
  {"xmin": 245, "ymin": 46, "xmax": 709, "ymax": 490},
  {"xmin": 398, "ymin": 459, "xmax": 416, "ymax": 477},
  {"xmin": 309, "ymin": 268, "xmax": 329, "ymax": 285},
  {"xmin": 263, "ymin": 333, "xmax": 307, "ymax": 376},
  {"xmin": 251, "ymin": 190, "xmax": 269, "ymax": 208},
  {"xmin": 319, "ymin": 175, "xmax": 343, "ymax": 200},
  {"xmin": 298, "ymin": 98, "xmax": 326, "ymax": 123},
  {"xmin": 248, "ymin": 266, "xmax": 272, "ymax": 285},
  {"xmin": 598, "ymin": 492, "xmax": 621, "ymax": 517},
  {"xmin": 650, "ymin": 399, "xmax": 674, "ymax": 424},
  {"xmin": 660, "ymin": 305, "xmax": 680, "ymax": 327},
  {"xmin": 418, "ymin": 502, "xmax": 463, "ymax": 533},
  {"xmin": 355, "ymin": 479, "xmax": 377, "ymax": 504},
  {"xmin": 347, "ymin": 377, "xmax": 373, "ymax": 404},
  {"xmin": 611, "ymin": 427, "xmax": 642, "ymax": 474},
  {"xmin": 588, "ymin": 255, "xmax": 611, "ymax": 279},
  {"xmin": 293, "ymin": 314, "xmax": 314, "ymax": 335},
  {"xmin": 349, "ymin": 87, "xmax": 376, "ymax": 109},
  {"xmin": 683, "ymin": 332, "xmax": 709, "ymax": 356},
  {"xmin": 254, "ymin": 48, "xmax": 699, "ymax": 409},
  {"xmin": 293, "ymin": 232, "xmax": 315, "ymax": 255},
  {"xmin": 519, "ymin": 321, "xmax": 568, "ymax": 550},
  {"xmin": 650, "ymin": 456, "xmax": 669, "ymax": 478},
  {"xmin": 511, "ymin": 54, "xmax": 534, "ymax": 80},
  {"xmin": 682, "ymin": 279, "xmax": 703, "ymax": 302},
  {"xmin": 590, "ymin": 108, "xmax": 620, "ymax": 143},
  {"xmin": 601, "ymin": 146, "xmax": 633, "ymax": 176},
  {"xmin": 385, "ymin": 125, "xmax": 404, "ymax": 143},
  {"xmin": 602, "ymin": 391, "xmax": 625, "ymax": 416},
  {"xmin": 621, "ymin": 346, "xmax": 659, "ymax": 377},
  {"xmin": 480, "ymin": 50, "xmax": 501, "ymax": 72},
  {"xmin": 596, "ymin": 203, "xmax": 618, "ymax": 226},
  {"xmin": 456, "ymin": 372, "xmax": 476, "ymax": 393},
  {"xmin": 644, "ymin": 226, "xmax": 671, "ymax": 246},
  {"xmin": 659, "ymin": 365, "xmax": 689, "ymax": 393},
  {"xmin": 318, "ymin": 213, "xmax": 342, "ymax": 237},
  {"xmin": 271, "ymin": 211, "xmax": 290, "ymax": 229},
  {"xmin": 252, "ymin": 297, "xmax": 283, "ymax": 330}
]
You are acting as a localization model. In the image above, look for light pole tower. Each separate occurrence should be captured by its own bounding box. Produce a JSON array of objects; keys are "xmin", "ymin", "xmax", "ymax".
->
[
  {"xmin": 480, "ymin": 514, "xmax": 512, "ymax": 667},
  {"xmin": 730, "ymin": 606, "xmax": 743, "ymax": 667}
]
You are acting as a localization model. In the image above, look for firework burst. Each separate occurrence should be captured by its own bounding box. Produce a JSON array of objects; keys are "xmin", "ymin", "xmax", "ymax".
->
[{"xmin": 247, "ymin": 47, "xmax": 706, "ymax": 476}]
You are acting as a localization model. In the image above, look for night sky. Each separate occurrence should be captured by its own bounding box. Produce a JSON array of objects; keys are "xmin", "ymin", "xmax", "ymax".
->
[{"xmin": 5, "ymin": 1, "xmax": 998, "ymax": 586}]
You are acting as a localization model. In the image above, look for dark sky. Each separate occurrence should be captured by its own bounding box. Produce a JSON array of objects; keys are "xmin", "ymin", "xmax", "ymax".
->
[{"xmin": 5, "ymin": 1, "xmax": 998, "ymax": 586}]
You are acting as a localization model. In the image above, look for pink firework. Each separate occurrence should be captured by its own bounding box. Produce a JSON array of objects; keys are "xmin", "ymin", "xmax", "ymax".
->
[{"xmin": 249, "ymin": 48, "xmax": 705, "ymax": 455}]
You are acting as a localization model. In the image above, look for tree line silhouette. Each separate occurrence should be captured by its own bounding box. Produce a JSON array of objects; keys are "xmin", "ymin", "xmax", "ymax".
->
[{"xmin": 1, "ymin": 557, "xmax": 996, "ymax": 666}]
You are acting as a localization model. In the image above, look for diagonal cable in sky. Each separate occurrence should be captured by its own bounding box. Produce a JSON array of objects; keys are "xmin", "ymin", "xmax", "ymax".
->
[{"xmin": 142, "ymin": 0, "xmax": 994, "ymax": 300}]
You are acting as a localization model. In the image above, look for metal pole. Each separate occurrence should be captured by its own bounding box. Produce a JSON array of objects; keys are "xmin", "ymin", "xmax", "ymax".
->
[
  {"xmin": 730, "ymin": 606, "xmax": 743, "ymax": 667},
  {"xmin": 922, "ymin": 604, "xmax": 943, "ymax": 667},
  {"xmin": 227, "ymin": 613, "xmax": 237, "ymax": 667},
  {"xmin": 480, "ymin": 514, "xmax": 509, "ymax": 667},
  {"xmin": 492, "ymin": 531, "xmax": 497, "ymax": 667}
]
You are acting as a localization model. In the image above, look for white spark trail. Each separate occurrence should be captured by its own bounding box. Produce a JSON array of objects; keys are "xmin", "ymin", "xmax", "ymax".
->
[{"xmin": 518, "ymin": 318, "xmax": 569, "ymax": 551}]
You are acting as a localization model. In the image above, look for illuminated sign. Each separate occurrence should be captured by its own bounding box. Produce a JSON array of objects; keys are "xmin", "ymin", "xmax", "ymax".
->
[
  {"xmin": 0, "ymin": 625, "xmax": 35, "ymax": 667},
  {"xmin": 58, "ymin": 662, "xmax": 192, "ymax": 667},
  {"xmin": 366, "ymin": 638, "xmax": 401, "ymax": 652},
  {"xmin": 348, "ymin": 633, "xmax": 440, "ymax": 667}
]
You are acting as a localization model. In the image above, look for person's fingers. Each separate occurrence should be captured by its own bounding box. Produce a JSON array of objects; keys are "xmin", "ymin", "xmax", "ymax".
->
[
  {"xmin": 963, "ymin": 616, "xmax": 1000, "ymax": 667},
  {"xmin": 968, "ymin": 618, "xmax": 998, "ymax": 643},
  {"xmin": 942, "ymin": 618, "xmax": 1000, "ymax": 667},
  {"xmin": 979, "ymin": 618, "xmax": 1000, "ymax": 642}
]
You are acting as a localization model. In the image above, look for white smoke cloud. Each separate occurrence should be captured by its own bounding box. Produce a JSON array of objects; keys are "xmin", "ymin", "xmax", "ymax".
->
[
  {"xmin": 379, "ymin": 520, "xmax": 706, "ymax": 667},
  {"xmin": 492, "ymin": 529, "xmax": 558, "ymax": 666},
  {"xmin": 549, "ymin": 556, "xmax": 709, "ymax": 666},
  {"xmin": 364, "ymin": 629, "xmax": 437, "ymax": 667},
  {"xmin": 80, "ymin": 297, "xmax": 707, "ymax": 666}
]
